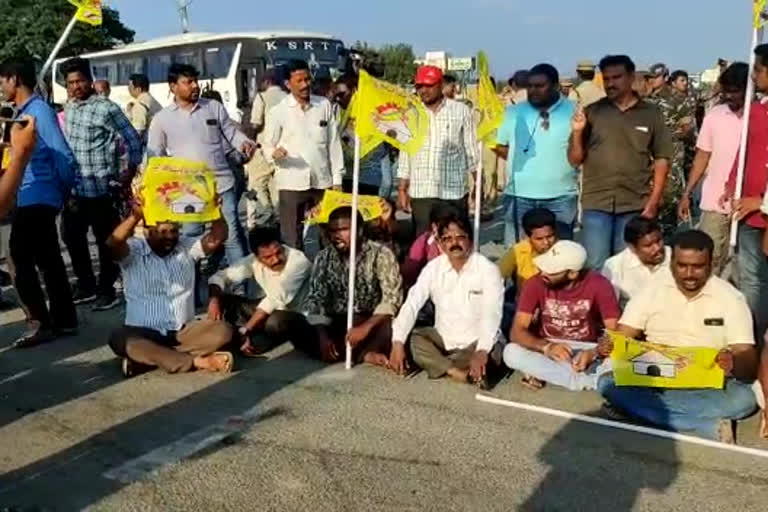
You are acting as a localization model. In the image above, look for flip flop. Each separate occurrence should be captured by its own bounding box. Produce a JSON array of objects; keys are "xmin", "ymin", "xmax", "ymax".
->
[
  {"xmin": 210, "ymin": 351, "xmax": 234, "ymax": 373},
  {"xmin": 521, "ymin": 374, "xmax": 545, "ymax": 390},
  {"xmin": 13, "ymin": 327, "xmax": 56, "ymax": 349}
]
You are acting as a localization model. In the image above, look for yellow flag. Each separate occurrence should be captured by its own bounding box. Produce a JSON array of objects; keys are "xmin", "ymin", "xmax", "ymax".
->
[
  {"xmin": 340, "ymin": 93, "xmax": 383, "ymax": 160},
  {"xmin": 355, "ymin": 70, "xmax": 429, "ymax": 155},
  {"xmin": 142, "ymin": 157, "xmax": 220, "ymax": 226},
  {"xmin": 608, "ymin": 331, "xmax": 724, "ymax": 390},
  {"xmin": 308, "ymin": 189, "xmax": 383, "ymax": 225},
  {"xmin": 756, "ymin": 0, "xmax": 767, "ymax": 28},
  {"xmin": 69, "ymin": 0, "xmax": 103, "ymax": 26},
  {"xmin": 476, "ymin": 51, "xmax": 505, "ymax": 145}
]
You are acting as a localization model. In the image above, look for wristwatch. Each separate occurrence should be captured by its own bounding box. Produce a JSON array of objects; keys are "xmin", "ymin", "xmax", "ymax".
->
[{"xmin": 238, "ymin": 326, "xmax": 250, "ymax": 336}]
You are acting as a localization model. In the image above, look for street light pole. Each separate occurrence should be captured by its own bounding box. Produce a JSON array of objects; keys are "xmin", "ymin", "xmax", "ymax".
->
[{"xmin": 176, "ymin": 0, "xmax": 191, "ymax": 33}]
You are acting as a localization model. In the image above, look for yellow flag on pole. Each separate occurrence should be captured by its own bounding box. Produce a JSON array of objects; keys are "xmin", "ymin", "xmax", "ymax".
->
[
  {"xmin": 68, "ymin": 0, "xmax": 103, "ymax": 26},
  {"xmin": 755, "ymin": 0, "xmax": 767, "ymax": 28},
  {"xmin": 354, "ymin": 70, "xmax": 429, "ymax": 155},
  {"xmin": 340, "ymin": 93, "xmax": 383, "ymax": 160},
  {"xmin": 476, "ymin": 51, "xmax": 505, "ymax": 145}
]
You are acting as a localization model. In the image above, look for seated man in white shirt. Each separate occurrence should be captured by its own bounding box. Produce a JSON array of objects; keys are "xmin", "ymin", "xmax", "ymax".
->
[
  {"xmin": 390, "ymin": 211, "xmax": 504, "ymax": 388},
  {"xmin": 504, "ymin": 240, "xmax": 621, "ymax": 391},
  {"xmin": 597, "ymin": 230, "xmax": 759, "ymax": 442},
  {"xmin": 106, "ymin": 202, "xmax": 234, "ymax": 378},
  {"xmin": 207, "ymin": 226, "xmax": 313, "ymax": 357},
  {"xmin": 601, "ymin": 216, "xmax": 670, "ymax": 307}
]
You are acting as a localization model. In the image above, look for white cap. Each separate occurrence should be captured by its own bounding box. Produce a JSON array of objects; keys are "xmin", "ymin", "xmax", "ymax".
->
[{"xmin": 533, "ymin": 240, "xmax": 587, "ymax": 274}]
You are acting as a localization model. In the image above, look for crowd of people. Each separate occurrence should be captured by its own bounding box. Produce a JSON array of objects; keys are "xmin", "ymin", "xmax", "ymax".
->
[{"xmin": 1, "ymin": 44, "xmax": 768, "ymax": 445}]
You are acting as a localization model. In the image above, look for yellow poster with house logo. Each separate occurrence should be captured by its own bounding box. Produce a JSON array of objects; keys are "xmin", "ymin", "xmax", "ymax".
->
[
  {"xmin": 141, "ymin": 157, "xmax": 220, "ymax": 226},
  {"xmin": 609, "ymin": 331, "xmax": 724, "ymax": 389},
  {"xmin": 308, "ymin": 189, "xmax": 383, "ymax": 225}
]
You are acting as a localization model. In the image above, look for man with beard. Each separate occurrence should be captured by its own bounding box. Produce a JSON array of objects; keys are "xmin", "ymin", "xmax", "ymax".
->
[
  {"xmin": 303, "ymin": 207, "xmax": 402, "ymax": 368},
  {"xmin": 106, "ymin": 199, "xmax": 234, "ymax": 377},
  {"xmin": 504, "ymin": 240, "xmax": 621, "ymax": 390},
  {"xmin": 262, "ymin": 59, "xmax": 344, "ymax": 249},
  {"xmin": 495, "ymin": 63, "xmax": 579, "ymax": 244},
  {"xmin": 569, "ymin": 55, "xmax": 673, "ymax": 270},
  {"xmin": 397, "ymin": 65, "xmax": 478, "ymax": 235},
  {"xmin": 391, "ymin": 211, "xmax": 504, "ymax": 386},
  {"xmin": 602, "ymin": 216, "xmax": 670, "ymax": 307},
  {"xmin": 678, "ymin": 63, "xmax": 748, "ymax": 276},
  {"xmin": 598, "ymin": 230, "xmax": 758, "ymax": 442}
]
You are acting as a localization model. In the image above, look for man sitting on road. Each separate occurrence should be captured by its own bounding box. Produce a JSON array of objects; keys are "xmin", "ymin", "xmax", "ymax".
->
[
  {"xmin": 601, "ymin": 216, "xmax": 670, "ymax": 307},
  {"xmin": 498, "ymin": 208, "xmax": 558, "ymax": 294},
  {"xmin": 207, "ymin": 226, "xmax": 313, "ymax": 357},
  {"xmin": 106, "ymin": 202, "xmax": 234, "ymax": 377},
  {"xmin": 390, "ymin": 211, "xmax": 504, "ymax": 387},
  {"xmin": 400, "ymin": 203, "xmax": 457, "ymax": 290},
  {"xmin": 303, "ymin": 206, "xmax": 403, "ymax": 367},
  {"xmin": 504, "ymin": 240, "xmax": 621, "ymax": 390},
  {"xmin": 597, "ymin": 230, "xmax": 758, "ymax": 442}
]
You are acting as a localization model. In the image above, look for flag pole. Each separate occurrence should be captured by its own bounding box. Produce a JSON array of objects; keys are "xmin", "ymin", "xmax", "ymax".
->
[
  {"xmin": 38, "ymin": 13, "xmax": 78, "ymax": 94},
  {"xmin": 473, "ymin": 141, "xmax": 483, "ymax": 250},
  {"xmin": 730, "ymin": 16, "xmax": 761, "ymax": 246},
  {"xmin": 345, "ymin": 133, "xmax": 362, "ymax": 370}
]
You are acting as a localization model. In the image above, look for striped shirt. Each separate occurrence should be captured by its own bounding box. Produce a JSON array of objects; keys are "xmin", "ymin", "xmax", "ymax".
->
[
  {"xmin": 120, "ymin": 236, "xmax": 205, "ymax": 334},
  {"xmin": 397, "ymin": 98, "xmax": 479, "ymax": 200}
]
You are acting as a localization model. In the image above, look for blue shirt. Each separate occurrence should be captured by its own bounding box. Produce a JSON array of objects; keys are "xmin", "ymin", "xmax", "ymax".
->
[
  {"xmin": 17, "ymin": 95, "xmax": 77, "ymax": 209},
  {"xmin": 497, "ymin": 96, "xmax": 578, "ymax": 200}
]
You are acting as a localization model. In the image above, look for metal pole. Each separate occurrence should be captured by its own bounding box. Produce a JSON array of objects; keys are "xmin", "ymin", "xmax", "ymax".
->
[
  {"xmin": 345, "ymin": 134, "xmax": 362, "ymax": 370},
  {"xmin": 38, "ymin": 14, "xmax": 78, "ymax": 92},
  {"xmin": 473, "ymin": 141, "xmax": 483, "ymax": 250},
  {"xmin": 729, "ymin": 26, "xmax": 759, "ymax": 247},
  {"xmin": 178, "ymin": 0, "xmax": 191, "ymax": 33}
]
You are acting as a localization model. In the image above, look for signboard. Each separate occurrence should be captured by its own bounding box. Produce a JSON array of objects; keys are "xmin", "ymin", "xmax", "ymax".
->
[{"xmin": 448, "ymin": 57, "xmax": 474, "ymax": 72}]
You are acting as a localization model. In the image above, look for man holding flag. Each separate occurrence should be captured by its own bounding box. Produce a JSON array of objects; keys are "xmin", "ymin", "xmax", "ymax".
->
[{"xmin": 397, "ymin": 66, "xmax": 479, "ymax": 236}]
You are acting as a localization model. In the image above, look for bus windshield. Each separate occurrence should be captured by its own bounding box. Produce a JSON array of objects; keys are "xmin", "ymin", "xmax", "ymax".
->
[{"xmin": 263, "ymin": 37, "xmax": 344, "ymax": 73}]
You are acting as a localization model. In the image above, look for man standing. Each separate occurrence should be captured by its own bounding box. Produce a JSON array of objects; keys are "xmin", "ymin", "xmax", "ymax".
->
[
  {"xmin": 679, "ymin": 63, "xmax": 748, "ymax": 275},
  {"xmin": 245, "ymin": 70, "xmax": 286, "ymax": 229},
  {"xmin": 443, "ymin": 74, "xmax": 458, "ymax": 100},
  {"xmin": 125, "ymin": 73, "xmax": 162, "ymax": 143},
  {"xmin": 93, "ymin": 80, "xmax": 111, "ymax": 98},
  {"xmin": 106, "ymin": 202, "xmax": 234, "ymax": 377},
  {"xmin": 598, "ymin": 230, "xmax": 758, "ymax": 442},
  {"xmin": 0, "ymin": 60, "xmax": 78, "ymax": 346},
  {"xmin": 495, "ymin": 64, "xmax": 579, "ymax": 244},
  {"xmin": 398, "ymin": 65, "xmax": 479, "ymax": 235},
  {"xmin": 61, "ymin": 57, "xmax": 143, "ymax": 311},
  {"xmin": 303, "ymin": 207, "xmax": 402, "ymax": 367},
  {"xmin": 568, "ymin": 60, "xmax": 605, "ymax": 109},
  {"xmin": 722, "ymin": 44, "xmax": 768, "ymax": 341},
  {"xmin": 391, "ymin": 211, "xmax": 503, "ymax": 386},
  {"xmin": 504, "ymin": 240, "xmax": 621, "ymax": 390},
  {"xmin": 148, "ymin": 63, "xmax": 256, "ymax": 271},
  {"xmin": 601, "ymin": 216, "xmax": 670, "ymax": 307},
  {"xmin": 568, "ymin": 55, "xmax": 674, "ymax": 270},
  {"xmin": 645, "ymin": 63, "xmax": 698, "ymax": 240},
  {"xmin": 207, "ymin": 226, "xmax": 313, "ymax": 357},
  {"xmin": 262, "ymin": 60, "xmax": 344, "ymax": 249}
]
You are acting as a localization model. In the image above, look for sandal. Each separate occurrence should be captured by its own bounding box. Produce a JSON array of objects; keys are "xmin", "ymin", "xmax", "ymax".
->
[
  {"xmin": 13, "ymin": 325, "xmax": 56, "ymax": 349},
  {"xmin": 521, "ymin": 374, "xmax": 545, "ymax": 390},
  {"xmin": 205, "ymin": 351, "xmax": 234, "ymax": 373}
]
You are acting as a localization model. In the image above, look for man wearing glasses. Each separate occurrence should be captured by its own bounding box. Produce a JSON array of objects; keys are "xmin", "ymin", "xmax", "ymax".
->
[{"xmin": 495, "ymin": 63, "xmax": 580, "ymax": 246}]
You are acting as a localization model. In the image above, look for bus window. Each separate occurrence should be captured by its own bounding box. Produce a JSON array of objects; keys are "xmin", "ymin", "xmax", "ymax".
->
[
  {"xmin": 92, "ymin": 60, "xmax": 117, "ymax": 84},
  {"xmin": 117, "ymin": 57, "xmax": 145, "ymax": 85},
  {"xmin": 148, "ymin": 54, "xmax": 172, "ymax": 82},
  {"xmin": 203, "ymin": 44, "xmax": 236, "ymax": 79},
  {"xmin": 173, "ymin": 48, "xmax": 202, "ymax": 70}
]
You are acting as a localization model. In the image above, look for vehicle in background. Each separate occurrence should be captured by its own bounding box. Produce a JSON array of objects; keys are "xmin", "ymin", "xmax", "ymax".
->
[{"xmin": 52, "ymin": 30, "xmax": 346, "ymax": 123}]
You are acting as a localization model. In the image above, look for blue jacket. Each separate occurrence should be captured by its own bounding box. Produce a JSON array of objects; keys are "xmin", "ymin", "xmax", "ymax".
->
[{"xmin": 16, "ymin": 95, "xmax": 78, "ymax": 209}]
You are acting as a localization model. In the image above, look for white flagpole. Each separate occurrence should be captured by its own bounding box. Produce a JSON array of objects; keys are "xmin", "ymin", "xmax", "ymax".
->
[
  {"xmin": 38, "ymin": 14, "xmax": 78, "ymax": 93},
  {"xmin": 345, "ymin": 134, "xmax": 362, "ymax": 370},
  {"xmin": 730, "ymin": 24, "xmax": 760, "ymax": 246},
  {"xmin": 473, "ymin": 141, "xmax": 483, "ymax": 250}
]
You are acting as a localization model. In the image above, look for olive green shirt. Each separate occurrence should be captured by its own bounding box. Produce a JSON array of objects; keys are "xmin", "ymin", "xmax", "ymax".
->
[{"xmin": 581, "ymin": 97, "xmax": 674, "ymax": 213}]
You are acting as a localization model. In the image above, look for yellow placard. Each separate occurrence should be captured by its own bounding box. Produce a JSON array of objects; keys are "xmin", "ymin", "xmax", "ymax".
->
[
  {"xmin": 69, "ymin": 0, "xmax": 103, "ymax": 26},
  {"xmin": 308, "ymin": 189, "xmax": 383, "ymax": 225},
  {"xmin": 141, "ymin": 157, "xmax": 220, "ymax": 226},
  {"xmin": 609, "ymin": 331, "xmax": 724, "ymax": 390},
  {"xmin": 355, "ymin": 70, "xmax": 429, "ymax": 156},
  {"xmin": 476, "ymin": 51, "xmax": 505, "ymax": 145}
]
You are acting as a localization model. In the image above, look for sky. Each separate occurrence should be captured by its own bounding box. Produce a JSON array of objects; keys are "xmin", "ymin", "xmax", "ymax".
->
[{"xmin": 111, "ymin": 0, "xmax": 755, "ymax": 78}]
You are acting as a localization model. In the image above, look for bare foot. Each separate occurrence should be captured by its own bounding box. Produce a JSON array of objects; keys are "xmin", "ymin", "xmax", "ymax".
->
[
  {"xmin": 193, "ymin": 352, "xmax": 233, "ymax": 373},
  {"xmin": 760, "ymin": 411, "xmax": 768, "ymax": 440},
  {"xmin": 446, "ymin": 367, "xmax": 469, "ymax": 383},
  {"xmin": 362, "ymin": 352, "xmax": 390, "ymax": 368}
]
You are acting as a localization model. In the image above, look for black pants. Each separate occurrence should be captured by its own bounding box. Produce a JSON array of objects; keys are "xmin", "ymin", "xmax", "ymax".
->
[
  {"xmin": 10, "ymin": 205, "xmax": 77, "ymax": 329},
  {"xmin": 278, "ymin": 189, "xmax": 324, "ymax": 250},
  {"xmin": 60, "ymin": 195, "xmax": 121, "ymax": 295},
  {"xmin": 411, "ymin": 196, "xmax": 468, "ymax": 236}
]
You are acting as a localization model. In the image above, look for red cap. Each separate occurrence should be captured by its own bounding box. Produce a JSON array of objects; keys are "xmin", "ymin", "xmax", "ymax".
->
[{"xmin": 414, "ymin": 65, "xmax": 444, "ymax": 86}]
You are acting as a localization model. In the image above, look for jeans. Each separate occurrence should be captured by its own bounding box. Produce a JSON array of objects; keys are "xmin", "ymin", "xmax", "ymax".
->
[
  {"xmin": 737, "ymin": 224, "xmax": 768, "ymax": 341},
  {"xmin": 503, "ymin": 341, "xmax": 611, "ymax": 391},
  {"xmin": 598, "ymin": 374, "xmax": 757, "ymax": 439},
  {"xmin": 183, "ymin": 188, "xmax": 247, "ymax": 301},
  {"xmin": 579, "ymin": 209, "xmax": 639, "ymax": 270},
  {"xmin": 502, "ymin": 194, "xmax": 578, "ymax": 246}
]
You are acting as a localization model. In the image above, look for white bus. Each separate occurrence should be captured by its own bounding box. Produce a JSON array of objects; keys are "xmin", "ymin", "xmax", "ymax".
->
[{"xmin": 51, "ymin": 30, "xmax": 346, "ymax": 122}]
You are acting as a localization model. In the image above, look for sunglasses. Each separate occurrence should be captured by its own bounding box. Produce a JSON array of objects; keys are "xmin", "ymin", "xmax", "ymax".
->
[{"xmin": 523, "ymin": 111, "xmax": 551, "ymax": 154}]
